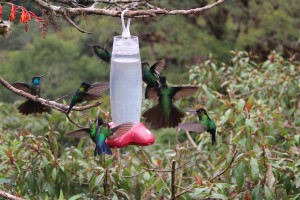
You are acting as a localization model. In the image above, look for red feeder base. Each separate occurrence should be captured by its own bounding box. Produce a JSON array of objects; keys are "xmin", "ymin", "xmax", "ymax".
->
[{"xmin": 106, "ymin": 122, "xmax": 155, "ymax": 148}]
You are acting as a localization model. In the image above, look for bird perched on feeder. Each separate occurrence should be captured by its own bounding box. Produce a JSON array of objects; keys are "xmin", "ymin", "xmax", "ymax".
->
[
  {"xmin": 66, "ymin": 118, "xmax": 133, "ymax": 156},
  {"xmin": 89, "ymin": 43, "xmax": 111, "ymax": 63},
  {"xmin": 142, "ymin": 60, "xmax": 165, "ymax": 99},
  {"xmin": 11, "ymin": 74, "xmax": 51, "ymax": 115},
  {"xmin": 67, "ymin": 82, "xmax": 109, "ymax": 115},
  {"xmin": 178, "ymin": 108, "xmax": 217, "ymax": 145},
  {"xmin": 142, "ymin": 75, "xmax": 198, "ymax": 128}
]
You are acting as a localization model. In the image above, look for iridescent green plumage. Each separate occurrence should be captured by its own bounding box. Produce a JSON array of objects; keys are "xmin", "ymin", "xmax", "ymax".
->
[
  {"xmin": 67, "ymin": 82, "xmax": 109, "ymax": 115},
  {"xmin": 11, "ymin": 74, "xmax": 51, "ymax": 115},
  {"xmin": 66, "ymin": 118, "xmax": 133, "ymax": 156},
  {"xmin": 142, "ymin": 75, "xmax": 199, "ymax": 128},
  {"xmin": 89, "ymin": 44, "xmax": 111, "ymax": 63},
  {"xmin": 178, "ymin": 108, "xmax": 217, "ymax": 145},
  {"xmin": 142, "ymin": 60, "xmax": 165, "ymax": 99}
]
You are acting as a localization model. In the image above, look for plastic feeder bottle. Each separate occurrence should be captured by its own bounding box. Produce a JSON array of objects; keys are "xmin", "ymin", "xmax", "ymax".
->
[{"xmin": 107, "ymin": 10, "xmax": 155, "ymax": 148}]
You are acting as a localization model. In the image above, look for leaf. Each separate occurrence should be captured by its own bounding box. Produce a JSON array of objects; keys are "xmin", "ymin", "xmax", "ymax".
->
[
  {"xmin": 194, "ymin": 174, "xmax": 203, "ymax": 186},
  {"xmin": 245, "ymin": 95, "xmax": 254, "ymax": 112},
  {"xmin": 251, "ymin": 184, "xmax": 261, "ymax": 200},
  {"xmin": 264, "ymin": 185, "xmax": 273, "ymax": 200},
  {"xmin": 211, "ymin": 193, "xmax": 228, "ymax": 200},
  {"xmin": 112, "ymin": 193, "xmax": 118, "ymax": 200},
  {"xmin": 164, "ymin": 149, "xmax": 176, "ymax": 157},
  {"xmin": 235, "ymin": 162, "xmax": 245, "ymax": 189},
  {"xmin": 237, "ymin": 99, "xmax": 245, "ymax": 111},
  {"xmin": 143, "ymin": 172, "xmax": 150, "ymax": 181},
  {"xmin": 245, "ymin": 118, "xmax": 258, "ymax": 132},
  {"xmin": 266, "ymin": 164, "xmax": 275, "ymax": 189},
  {"xmin": 250, "ymin": 157, "xmax": 259, "ymax": 183}
]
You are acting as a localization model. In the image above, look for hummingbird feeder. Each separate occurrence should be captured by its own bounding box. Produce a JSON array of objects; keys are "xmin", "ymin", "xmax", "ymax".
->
[{"xmin": 106, "ymin": 10, "xmax": 155, "ymax": 148}]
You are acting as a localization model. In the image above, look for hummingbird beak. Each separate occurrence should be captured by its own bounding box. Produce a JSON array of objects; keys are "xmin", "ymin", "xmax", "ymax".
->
[
  {"xmin": 186, "ymin": 110, "xmax": 197, "ymax": 114},
  {"xmin": 39, "ymin": 74, "xmax": 46, "ymax": 78}
]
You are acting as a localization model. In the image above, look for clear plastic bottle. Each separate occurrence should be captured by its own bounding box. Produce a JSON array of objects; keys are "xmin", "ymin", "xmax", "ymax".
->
[{"xmin": 110, "ymin": 36, "xmax": 142, "ymax": 124}]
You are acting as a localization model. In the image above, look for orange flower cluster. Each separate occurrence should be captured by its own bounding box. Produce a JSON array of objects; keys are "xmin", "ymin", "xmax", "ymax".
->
[
  {"xmin": 20, "ymin": 9, "xmax": 31, "ymax": 23},
  {"xmin": 9, "ymin": 4, "xmax": 17, "ymax": 22}
]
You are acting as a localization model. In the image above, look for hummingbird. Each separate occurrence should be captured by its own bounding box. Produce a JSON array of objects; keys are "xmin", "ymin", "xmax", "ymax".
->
[
  {"xmin": 11, "ymin": 74, "xmax": 51, "ymax": 115},
  {"xmin": 178, "ymin": 108, "xmax": 217, "ymax": 145},
  {"xmin": 89, "ymin": 43, "xmax": 111, "ymax": 63},
  {"xmin": 142, "ymin": 75, "xmax": 198, "ymax": 128},
  {"xmin": 66, "ymin": 118, "xmax": 133, "ymax": 156},
  {"xmin": 142, "ymin": 60, "xmax": 165, "ymax": 99},
  {"xmin": 67, "ymin": 82, "xmax": 109, "ymax": 115}
]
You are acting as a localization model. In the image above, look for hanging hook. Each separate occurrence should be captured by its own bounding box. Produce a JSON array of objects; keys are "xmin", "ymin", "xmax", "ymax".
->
[{"xmin": 121, "ymin": 10, "xmax": 131, "ymax": 38}]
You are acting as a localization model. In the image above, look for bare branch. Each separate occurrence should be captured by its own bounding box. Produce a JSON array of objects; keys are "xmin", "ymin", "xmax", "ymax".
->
[
  {"xmin": 0, "ymin": 75, "xmax": 101, "ymax": 114},
  {"xmin": 31, "ymin": 0, "xmax": 226, "ymax": 19},
  {"xmin": 0, "ymin": 190, "xmax": 24, "ymax": 200}
]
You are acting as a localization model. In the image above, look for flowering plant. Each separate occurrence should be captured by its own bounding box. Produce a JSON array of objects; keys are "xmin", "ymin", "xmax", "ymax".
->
[{"xmin": 0, "ymin": 3, "xmax": 47, "ymax": 37}]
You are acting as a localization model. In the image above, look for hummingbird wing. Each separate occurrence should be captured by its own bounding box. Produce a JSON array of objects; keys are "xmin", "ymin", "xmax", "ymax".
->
[
  {"xmin": 150, "ymin": 60, "xmax": 165, "ymax": 75},
  {"xmin": 65, "ymin": 128, "xmax": 90, "ymax": 138},
  {"xmin": 178, "ymin": 123, "xmax": 208, "ymax": 133},
  {"xmin": 145, "ymin": 88, "xmax": 159, "ymax": 100},
  {"xmin": 83, "ymin": 82, "xmax": 109, "ymax": 101},
  {"xmin": 108, "ymin": 122, "xmax": 134, "ymax": 139},
  {"xmin": 11, "ymin": 82, "xmax": 31, "ymax": 93},
  {"xmin": 171, "ymin": 86, "xmax": 199, "ymax": 101}
]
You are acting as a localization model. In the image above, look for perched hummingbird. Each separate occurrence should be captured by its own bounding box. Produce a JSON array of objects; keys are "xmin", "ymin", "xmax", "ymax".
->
[
  {"xmin": 89, "ymin": 44, "xmax": 111, "ymax": 63},
  {"xmin": 67, "ymin": 82, "xmax": 109, "ymax": 115},
  {"xmin": 66, "ymin": 118, "xmax": 133, "ymax": 156},
  {"xmin": 178, "ymin": 108, "xmax": 217, "ymax": 145},
  {"xmin": 11, "ymin": 74, "xmax": 51, "ymax": 115},
  {"xmin": 142, "ymin": 60, "xmax": 165, "ymax": 99},
  {"xmin": 142, "ymin": 75, "xmax": 198, "ymax": 128}
]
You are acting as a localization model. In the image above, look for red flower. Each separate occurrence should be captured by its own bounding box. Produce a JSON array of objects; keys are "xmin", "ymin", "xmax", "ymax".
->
[
  {"xmin": 20, "ymin": 9, "xmax": 31, "ymax": 23},
  {"xmin": 9, "ymin": 4, "xmax": 17, "ymax": 22},
  {"xmin": 0, "ymin": 5, "xmax": 3, "ymax": 20}
]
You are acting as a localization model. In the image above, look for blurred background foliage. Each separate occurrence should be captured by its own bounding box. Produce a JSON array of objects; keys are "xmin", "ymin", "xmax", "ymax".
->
[{"xmin": 0, "ymin": 0, "xmax": 300, "ymax": 199}]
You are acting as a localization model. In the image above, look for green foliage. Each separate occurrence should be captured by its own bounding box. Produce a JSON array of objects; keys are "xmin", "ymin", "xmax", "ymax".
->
[{"xmin": 0, "ymin": 51, "xmax": 299, "ymax": 199}]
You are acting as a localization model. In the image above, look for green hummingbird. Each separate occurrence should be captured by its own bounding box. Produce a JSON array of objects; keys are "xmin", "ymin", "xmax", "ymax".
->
[
  {"xmin": 142, "ymin": 75, "xmax": 199, "ymax": 128},
  {"xmin": 89, "ymin": 43, "xmax": 111, "ymax": 63},
  {"xmin": 142, "ymin": 60, "xmax": 165, "ymax": 99},
  {"xmin": 66, "ymin": 118, "xmax": 133, "ymax": 156},
  {"xmin": 178, "ymin": 108, "xmax": 217, "ymax": 145},
  {"xmin": 11, "ymin": 74, "xmax": 51, "ymax": 115},
  {"xmin": 67, "ymin": 82, "xmax": 109, "ymax": 115}
]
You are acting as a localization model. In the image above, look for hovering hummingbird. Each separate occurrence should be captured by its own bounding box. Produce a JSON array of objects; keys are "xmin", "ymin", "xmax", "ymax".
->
[
  {"xmin": 67, "ymin": 82, "xmax": 109, "ymax": 115},
  {"xmin": 142, "ymin": 75, "xmax": 198, "ymax": 128},
  {"xmin": 178, "ymin": 108, "xmax": 217, "ymax": 145},
  {"xmin": 142, "ymin": 60, "xmax": 165, "ymax": 99},
  {"xmin": 89, "ymin": 43, "xmax": 111, "ymax": 63},
  {"xmin": 66, "ymin": 118, "xmax": 133, "ymax": 156},
  {"xmin": 11, "ymin": 74, "xmax": 51, "ymax": 115}
]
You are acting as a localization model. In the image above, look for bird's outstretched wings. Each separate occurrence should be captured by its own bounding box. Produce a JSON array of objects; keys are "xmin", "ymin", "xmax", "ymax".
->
[
  {"xmin": 171, "ymin": 86, "xmax": 198, "ymax": 101},
  {"xmin": 11, "ymin": 82, "xmax": 31, "ymax": 93},
  {"xmin": 83, "ymin": 82, "xmax": 109, "ymax": 101},
  {"xmin": 150, "ymin": 60, "xmax": 165, "ymax": 75},
  {"xmin": 66, "ymin": 128, "xmax": 90, "ymax": 138},
  {"xmin": 178, "ymin": 122, "xmax": 208, "ymax": 133},
  {"xmin": 108, "ymin": 122, "xmax": 134, "ymax": 139}
]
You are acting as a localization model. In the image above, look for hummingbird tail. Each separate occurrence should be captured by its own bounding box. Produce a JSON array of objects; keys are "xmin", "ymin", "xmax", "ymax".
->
[
  {"xmin": 94, "ymin": 142, "xmax": 112, "ymax": 157},
  {"xmin": 18, "ymin": 100, "xmax": 51, "ymax": 115},
  {"xmin": 145, "ymin": 85, "xmax": 150, "ymax": 99},
  {"xmin": 142, "ymin": 104, "xmax": 184, "ymax": 128},
  {"xmin": 211, "ymin": 133, "xmax": 217, "ymax": 145}
]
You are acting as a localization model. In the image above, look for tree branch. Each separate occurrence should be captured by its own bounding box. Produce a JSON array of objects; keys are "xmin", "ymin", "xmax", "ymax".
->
[
  {"xmin": 31, "ymin": 0, "xmax": 226, "ymax": 19},
  {"xmin": 0, "ymin": 190, "xmax": 24, "ymax": 200},
  {"xmin": 0, "ymin": 75, "xmax": 101, "ymax": 114}
]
